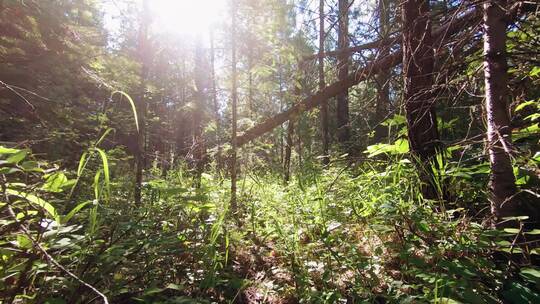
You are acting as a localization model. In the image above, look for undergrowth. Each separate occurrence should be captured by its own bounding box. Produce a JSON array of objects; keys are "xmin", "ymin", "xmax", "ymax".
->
[{"xmin": 1, "ymin": 145, "xmax": 540, "ymax": 303}]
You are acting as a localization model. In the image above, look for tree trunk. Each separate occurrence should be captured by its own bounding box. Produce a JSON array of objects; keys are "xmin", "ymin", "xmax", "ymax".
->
[
  {"xmin": 210, "ymin": 30, "xmax": 223, "ymax": 173},
  {"xmin": 284, "ymin": 119, "xmax": 294, "ymax": 183},
  {"xmin": 483, "ymin": 0, "xmax": 517, "ymax": 221},
  {"xmin": 134, "ymin": 0, "xmax": 150, "ymax": 205},
  {"xmin": 319, "ymin": 0, "xmax": 330, "ymax": 165},
  {"xmin": 374, "ymin": 0, "xmax": 390, "ymax": 141},
  {"xmin": 236, "ymin": 8, "xmax": 480, "ymax": 146},
  {"xmin": 230, "ymin": 0, "xmax": 238, "ymax": 213},
  {"xmin": 193, "ymin": 38, "xmax": 207, "ymax": 188},
  {"xmin": 402, "ymin": 0, "xmax": 440, "ymax": 199},
  {"xmin": 336, "ymin": 0, "xmax": 350, "ymax": 145}
]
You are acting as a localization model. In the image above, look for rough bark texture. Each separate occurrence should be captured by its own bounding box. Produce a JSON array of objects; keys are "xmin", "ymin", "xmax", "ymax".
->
[
  {"xmin": 374, "ymin": 0, "xmax": 391, "ymax": 141},
  {"xmin": 483, "ymin": 0, "xmax": 517, "ymax": 221},
  {"xmin": 319, "ymin": 0, "xmax": 329, "ymax": 164},
  {"xmin": 336, "ymin": 0, "xmax": 350, "ymax": 144},
  {"xmin": 236, "ymin": 8, "xmax": 480, "ymax": 147},
  {"xmin": 134, "ymin": 0, "xmax": 150, "ymax": 205},
  {"xmin": 402, "ymin": 0, "xmax": 441, "ymax": 199}
]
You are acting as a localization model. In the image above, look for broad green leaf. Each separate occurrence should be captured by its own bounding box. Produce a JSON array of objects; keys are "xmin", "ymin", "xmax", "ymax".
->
[
  {"xmin": 525, "ymin": 229, "xmax": 540, "ymax": 235},
  {"xmin": 503, "ymin": 228, "xmax": 521, "ymax": 234},
  {"xmin": 365, "ymin": 138, "xmax": 409, "ymax": 158},
  {"xmin": 0, "ymin": 146, "xmax": 20, "ymax": 154},
  {"xmin": 6, "ymin": 188, "xmax": 59, "ymax": 222},
  {"xmin": 502, "ymin": 282, "xmax": 540, "ymax": 303},
  {"xmin": 520, "ymin": 268, "xmax": 540, "ymax": 280},
  {"xmin": 7, "ymin": 149, "xmax": 28, "ymax": 164},
  {"xmin": 42, "ymin": 172, "xmax": 69, "ymax": 193},
  {"xmin": 381, "ymin": 114, "xmax": 406, "ymax": 126},
  {"xmin": 17, "ymin": 234, "xmax": 32, "ymax": 249}
]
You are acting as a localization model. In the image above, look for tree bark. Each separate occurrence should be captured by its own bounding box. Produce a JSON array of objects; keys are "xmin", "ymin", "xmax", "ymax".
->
[
  {"xmin": 483, "ymin": 0, "xmax": 517, "ymax": 221},
  {"xmin": 402, "ymin": 0, "xmax": 441, "ymax": 199},
  {"xmin": 319, "ymin": 0, "xmax": 330, "ymax": 165},
  {"xmin": 374, "ymin": 0, "xmax": 390, "ymax": 141},
  {"xmin": 336, "ymin": 0, "xmax": 350, "ymax": 145},
  {"xmin": 134, "ymin": 0, "xmax": 150, "ymax": 205}
]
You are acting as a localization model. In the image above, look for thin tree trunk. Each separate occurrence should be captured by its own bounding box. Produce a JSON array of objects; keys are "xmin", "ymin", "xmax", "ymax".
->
[
  {"xmin": 336, "ymin": 0, "xmax": 350, "ymax": 145},
  {"xmin": 483, "ymin": 0, "xmax": 517, "ymax": 221},
  {"xmin": 134, "ymin": 0, "xmax": 150, "ymax": 205},
  {"xmin": 402, "ymin": 0, "xmax": 440, "ymax": 199},
  {"xmin": 319, "ymin": 0, "xmax": 330, "ymax": 165},
  {"xmin": 193, "ymin": 38, "xmax": 207, "ymax": 188},
  {"xmin": 210, "ymin": 30, "xmax": 222, "ymax": 173},
  {"xmin": 230, "ymin": 0, "xmax": 238, "ymax": 213},
  {"xmin": 248, "ymin": 38, "xmax": 254, "ymax": 120},
  {"xmin": 284, "ymin": 119, "xmax": 294, "ymax": 183},
  {"xmin": 374, "ymin": 0, "xmax": 390, "ymax": 142}
]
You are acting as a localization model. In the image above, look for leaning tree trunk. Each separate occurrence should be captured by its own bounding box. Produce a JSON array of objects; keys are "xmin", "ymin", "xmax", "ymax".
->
[
  {"xmin": 319, "ymin": 0, "xmax": 330, "ymax": 165},
  {"xmin": 134, "ymin": 0, "xmax": 150, "ymax": 205},
  {"xmin": 402, "ymin": 0, "xmax": 441, "ymax": 199},
  {"xmin": 483, "ymin": 0, "xmax": 517, "ymax": 221},
  {"xmin": 336, "ymin": 0, "xmax": 350, "ymax": 145}
]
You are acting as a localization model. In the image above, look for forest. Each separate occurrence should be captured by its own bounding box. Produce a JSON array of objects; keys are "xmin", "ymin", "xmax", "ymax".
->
[{"xmin": 0, "ymin": 0, "xmax": 539, "ymax": 303}]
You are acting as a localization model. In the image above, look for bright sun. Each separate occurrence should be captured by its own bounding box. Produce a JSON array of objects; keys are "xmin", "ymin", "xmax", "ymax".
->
[{"xmin": 151, "ymin": 0, "xmax": 226, "ymax": 36}]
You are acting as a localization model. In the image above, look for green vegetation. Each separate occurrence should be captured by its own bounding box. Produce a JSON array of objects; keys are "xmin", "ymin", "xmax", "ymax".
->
[{"xmin": 1, "ymin": 0, "xmax": 539, "ymax": 303}]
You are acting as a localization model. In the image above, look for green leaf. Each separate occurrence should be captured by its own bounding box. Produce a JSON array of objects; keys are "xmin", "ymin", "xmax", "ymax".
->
[
  {"xmin": 503, "ymin": 228, "xmax": 521, "ymax": 234},
  {"xmin": 381, "ymin": 114, "xmax": 406, "ymax": 126},
  {"xmin": 17, "ymin": 234, "xmax": 32, "ymax": 249},
  {"xmin": 365, "ymin": 138, "xmax": 409, "ymax": 158},
  {"xmin": 529, "ymin": 66, "xmax": 540, "ymax": 77},
  {"xmin": 77, "ymin": 152, "xmax": 89, "ymax": 177},
  {"xmin": 0, "ymin": 146, "xmax": 20, "ymax": 154},
  {"xmin": 6, "ymin": 188, "xmax": 59, "ymax": 222},
  {"xmin": 62, "ymin": 201, "xmax": 91, "ymax": 224},
  {"xmin": 111, "ymin": 91, "xmax": 139, "ymax": 132},
  {"xmin": 94, "ymin": 148, "xmax": 110, "ymax": 197},
  {"xmin": 502, "ymin": 282, "xmax": 540, "ymax": 304},
  {"xmin": 42, "ymin": 172, "xmax": 69, "ymax": 193},
  {"xmin": 436, "ymin": 298, "xmax": 463, "ymax": 304},
  {"xmin": 515, "ymin": 100, "xmax": 537, "ymax": 112},
  {"xmin": 7, "ymin": 149, "xmax": 28, "ymax": 164},
  {"xmin": 165, "ymin": 283, "xmax": 185, "ymax": 291},
  {"xmin": 520, "ymin": 267, "xmax": 540, "ymax": 284}
]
